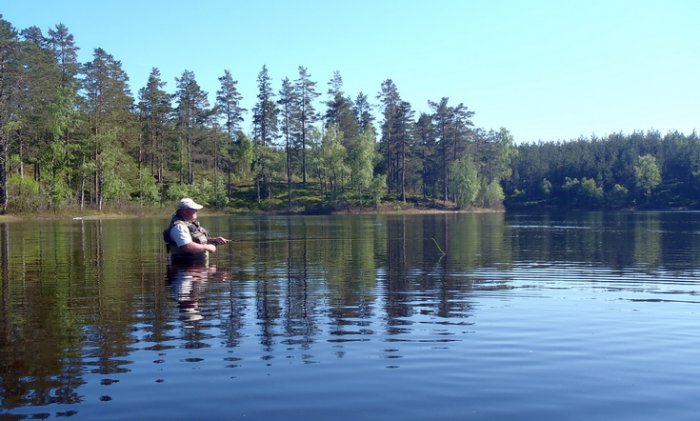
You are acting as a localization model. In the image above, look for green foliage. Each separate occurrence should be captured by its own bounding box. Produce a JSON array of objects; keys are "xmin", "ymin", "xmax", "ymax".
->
[
  {"xmin": 47, "ymin": 172, "xmax": 72, "ymax": 207},
  {"xmin": 607, "ymin": 183, "xmax": 629, "ymax": 208},
  {"xmin": 231, "ymin": 132, "xmax": 255, "ymax": 178},
  {"xmin": 94, "ymin": 129, "xmax": 137, "ymax": 204},
  {"xmin": 540, "ymin": 178, "xmax": 552, "ymax": 196},
  {"xmin": 349, "ymin": 128, "xmax": 377, "ymax": 198},
  {"xmin": 191, "ymin": 179, "xmax": 214, "ymax": 205},
  {"xmin": 7, "ymin": 174, "xmax": 44, "ymax": 212},
  {"xmin": 318, "ymin": 126, "xmax": 349, "ymax": 198},
  {"xmin": 479, "ymin": 128, "xmax": 516, "ymax": 183},
  {"xmin": 562, "ymin": 176, "xmax": 580, "ymax": 191},
  {"xmin": 137, "ymin": 167, "xmax": 161, "ymax": 204},
  {"xmin": 449, "ymin": 157, "xmax": 480, "ymax": 208},
  {"xmin": 480, "ymin": 179, "xmax": 505, "ymax": 208},
  {"xmin": 510, "ymin": 131, "xmax": 698, "ymax": 210},
  {"xmin": 370, "ymin": 174, "xmax": 387, "ymax": 208},
  {"xmin": 102, "ymin": 175, "xmax": 130, "ymax": 203},
  {"xmin": 634, "ymin": 154, "xmax": 661, "ymax": 198},
  {"xmin": 210, "ymin": 176, "xmax": 228, "ymax": 208},
  {"xmin": 580, "ymin": 177, "xmax": 603, "ymax": 204},
  {"xmin": 3, "ymin": 13, "xmax": 697, "ymax": 214},
  {"xmin": 165, "ymin": 183, "xmax": 191, "ymax": 202},
  {"xmin": 47, "ymin": 86, "xmax": 79, "ymax": 140}
]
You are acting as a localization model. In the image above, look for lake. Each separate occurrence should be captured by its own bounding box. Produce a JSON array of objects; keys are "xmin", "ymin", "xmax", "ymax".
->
[{"xmin": 2, "ymin": 211, "xmax": 700, "ymax": 420}]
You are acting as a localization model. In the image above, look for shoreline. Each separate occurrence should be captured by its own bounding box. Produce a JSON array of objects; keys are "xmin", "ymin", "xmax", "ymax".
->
[{"xmin": 0, "ymin": 206, "xmax": 501, "ymax": 223}]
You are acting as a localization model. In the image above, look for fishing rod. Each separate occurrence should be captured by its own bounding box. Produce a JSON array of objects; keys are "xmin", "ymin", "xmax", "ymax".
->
[
  {"xmin": 221, "ymin": 237, "xmax": 374, "ymax": 244},
  {"xmin": 217, "ymin": 236, "xmax": 448, "ymax": 255}
]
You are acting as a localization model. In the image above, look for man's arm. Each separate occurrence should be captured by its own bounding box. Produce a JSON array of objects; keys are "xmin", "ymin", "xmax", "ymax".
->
[{"xmin": 180, "ymin": 241, "xmax": 216, "ymax": 253}]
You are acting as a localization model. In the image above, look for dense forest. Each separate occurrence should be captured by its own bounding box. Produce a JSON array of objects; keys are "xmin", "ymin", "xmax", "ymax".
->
[
  {"xmin": 0, "ymin": 16, "xmax": 696, "ymax": 214},
  {"xmin": 508, "ymin": 130, "xmax": 700, "ymax": 210}
]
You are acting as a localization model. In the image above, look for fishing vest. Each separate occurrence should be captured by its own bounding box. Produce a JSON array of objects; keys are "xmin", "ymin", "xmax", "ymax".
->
[{"xmin": 164, "ymin": 214, "xmax": 210, "ymax": 253}]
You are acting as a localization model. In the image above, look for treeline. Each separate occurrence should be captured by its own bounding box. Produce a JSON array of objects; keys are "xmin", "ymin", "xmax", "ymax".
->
[
  {"xmin": 0, "ymin": 16, "xmax": 516, "ymax": 214},
  {"xmin": 508, "ymin": 130, "xmax": 700, "ymax": 209},
  {"xmin": 3, "ymin": 15, "xmax": 694, "ymax": 215}
]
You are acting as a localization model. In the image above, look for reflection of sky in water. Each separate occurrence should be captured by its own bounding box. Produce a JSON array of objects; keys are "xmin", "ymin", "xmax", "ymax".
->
[{"xmin": 4, "ymin": 213, "xmax": 700, "ymax": 420}]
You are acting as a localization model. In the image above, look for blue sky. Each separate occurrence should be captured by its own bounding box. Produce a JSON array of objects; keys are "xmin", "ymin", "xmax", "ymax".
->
[{"xmin": 2, "ymin": 0, "xmax": 698, "ymax": 143}]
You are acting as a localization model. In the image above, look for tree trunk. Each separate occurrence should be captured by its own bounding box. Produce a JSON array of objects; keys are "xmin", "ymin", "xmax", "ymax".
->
[
  {"xmin": 0, "ymin": 132, "xmax": 7, "ymax": 214},
  {"xmin": 301, "ymin": 124, "xmax": 307, "ymax": 185},
  {"xmin": 443, "ymin": 143, "xmax": 448, "ymax": 201},
  {"xmin": 286, "ymin": 140, "xmax": 292, "ymax": 210},
  {"xmin": 401, "ymin": 140, "xmax": 406, "ymax": 202}
]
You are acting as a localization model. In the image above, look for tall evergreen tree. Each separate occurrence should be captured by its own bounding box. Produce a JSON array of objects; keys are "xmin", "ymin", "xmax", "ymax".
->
[
  {"xmin": 0, "ymin": 16, "xmax": 20, "ymax": 213},
  {"xmin": 174, "ymin": 69, "xmax": 210, "ymax": 185},
  {"xmin": 429, "ymin": 97, "xmax": 474, "ymax": 201},
  {"xmin": 294, "ymin": 66, "xmax": 320, "ymax": 185},
  {"xmin": 278, "ymin": 77, "xmax": 298, "ymax": 207},
  {"xmin": 324, "ymin": 70, "xmax": 358, "ymax": 147},
  {"xmin": 216, "ymin": 69, "xmax": 246, "ymax": 197},
  {"xmin": 79, "ymin": 48, "xmax": 133, "ymax": 210},
  {"xmin": 17, "ymin": 26, "xmax": 59, "ymax": 184},
  {"xmin": 377, "ymin": 79, "xmax": 414, "ymax": 199},
  {"xmin": 47, "ymin": 23, "xmax": 79, "ymax": 90},
  {"xmin": 216, "ymin": 69, "xmax": 245, "ymax": 141},
  {"xmin": 82, "ymin": 47, "xmax": 134, "ymax": 209},
  {"xmin": 138, "ymin": 67, "xmax": 171, "ymax": 183},
  {"xmin": 252, "ymin": 65, "xmax": 278, "ymax": 202},
  {"xmin": 416, "ymin": 112, "xmax": 436, "ymax": 199},
  {"xmin": 394, "ymin": 100, "xmax": 415, "ymax": 202},
  {"xmin": 354, "ymin": 92, "xmax": 374, "ymax": 133},
  {"xmin": 16, "ymin": 30, "xmax": 45, "ymax": 177},
  {"xmin": 46, "ymin": 23, "xmax": 80, "ymax": 192}
]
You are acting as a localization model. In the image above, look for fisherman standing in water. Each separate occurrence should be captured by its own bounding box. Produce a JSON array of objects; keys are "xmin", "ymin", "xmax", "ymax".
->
[{"xmin": 164, "ymin": 198, "xmax": 230, "ymax": 261}]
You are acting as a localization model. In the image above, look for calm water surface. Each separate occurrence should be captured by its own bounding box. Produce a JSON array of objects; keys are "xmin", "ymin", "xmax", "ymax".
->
[{"xmin": 2, "ymin": 212, "xmax": 700, "ymax": 420}]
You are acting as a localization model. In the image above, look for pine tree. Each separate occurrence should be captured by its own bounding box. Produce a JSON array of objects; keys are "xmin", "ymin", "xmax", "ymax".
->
[
  {"xmin": 416, "ymin": 113, "xmax": 436, "ymax": 199},
  {"xmin": 138, "ymin": 67, "xmax": 171, "ymax": 184},
  {"xmin": 294, "ymin": 66, "xmax": 320, "ymax": 185},
  {"xmin": 216, "ymin": 69, "xmax": 245, "ymax": 141},
  {"xmin": 17, "ymin": 26, "xmax": 60, "ymax": 185},
  {"xmin": 354, "ymin": 92, "xmax": 374, "ymax": 133},
  {"xmin": 324, "ymin": 71, "xmax": 358, "ymax": 148},
  {"xmin": 252, "ymin": 65, "xmax": 278, "ymax": 202},
  {"xmin": 174, "ymin": 69, "xmax": 210, "ymax": 185},
  {"xmin": 0, "ymin": 16, "xmax": 20, "ymax": 213},
  {"xmin": 377, "ymin": 79, "xmax": 414, "ymax": 198},
  {"xmin": 278, "ymin": 77, "xmax": 298, "ymax": 207},
  {"xmin": 216, "ymin": 69, "xmax": 246, "ymax": 197},
  {"xmin": 429, "ymin": 98, "xmax": 474, "ymax": 201},
  {"xmin": 395, "ymin": 101, "xmax": 415, "ymax": 202},
  {"xmin": 82, "ymin": 48, "xmax": 134, "ymax": 209},
  {"xmin": 46, "ymin": 23, "xmax": 81, "ymax": 199},
  {"xmin": 47, "ymin": 23, "xmax": 79, "ymax": 90}
]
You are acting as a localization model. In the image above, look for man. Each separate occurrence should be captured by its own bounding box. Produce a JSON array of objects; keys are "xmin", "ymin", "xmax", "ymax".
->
[{"xmin": 164, "ymin": 198, "xmax": 230, "ymax": 261}]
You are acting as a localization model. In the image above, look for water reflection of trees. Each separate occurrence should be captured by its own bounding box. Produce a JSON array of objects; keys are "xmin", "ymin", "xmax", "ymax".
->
[
  {"xmin": 232, "ymin": 214, "xmax": 513, "ymax": 351},
  {"xmin": 505, "ymin": 211, "xmax": 700, "ymax": 276},
  {"xmin": 4, "ymin": 212, "xmax": 700, "ymax": 414},
  {"xmin": 0, "ymin": 219, "xmax": 175, "ymax": 412}
]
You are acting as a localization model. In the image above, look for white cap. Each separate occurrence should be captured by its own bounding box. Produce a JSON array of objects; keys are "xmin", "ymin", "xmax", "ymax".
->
[{"xmin": 178, "ymin": 198, "xmax": 204, "ymax": 210}]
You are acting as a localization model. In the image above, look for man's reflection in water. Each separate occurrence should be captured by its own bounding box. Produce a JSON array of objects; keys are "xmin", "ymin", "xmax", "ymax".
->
[{"xmin": 166, "ymin": 260, "xmax": 226, "ymax": 322}]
